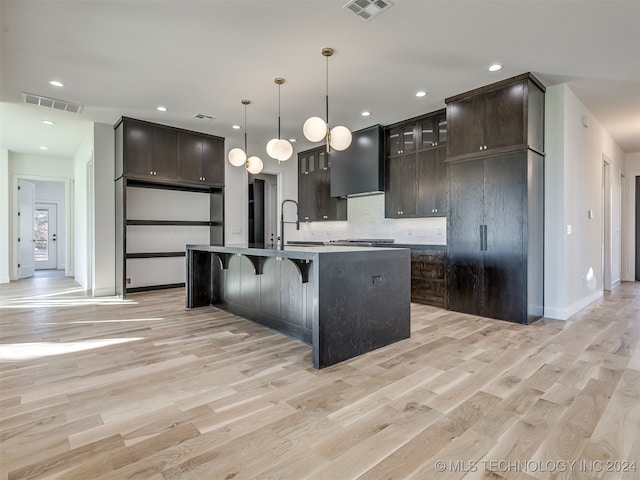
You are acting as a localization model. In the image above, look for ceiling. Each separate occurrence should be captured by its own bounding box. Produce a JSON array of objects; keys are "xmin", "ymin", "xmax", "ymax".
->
[{"xmin": 1, "ymin": 0, "xmax": 639, "ymax": 163}]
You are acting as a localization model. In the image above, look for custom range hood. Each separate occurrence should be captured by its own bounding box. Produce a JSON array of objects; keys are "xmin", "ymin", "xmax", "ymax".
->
[{"xmin": 330, "ymin": 124, "xmax": 384, "ymax": 198}]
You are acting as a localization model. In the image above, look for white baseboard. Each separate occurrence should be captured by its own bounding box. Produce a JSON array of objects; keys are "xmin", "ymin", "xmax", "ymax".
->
[
  {"xmin": 0, "ymin": 276, "xmax": 10, "ymax": 284},
  {"xmin": 611, "ymin": 279, "xmax": 621, "ymax": 289},
  {"xmin": 93, "ymin": 287, "xmax": 116, "ymax": 297},
  {"xmin": 544, "ymin": 289, "xmax": 604, "ymax": 320}
]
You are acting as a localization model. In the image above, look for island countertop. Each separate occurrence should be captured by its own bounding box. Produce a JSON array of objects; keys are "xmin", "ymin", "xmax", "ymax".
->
[
  {"xmin": 187, "ymin": 243, "xmax": 407, "ymax": 259},
  {"xmin": 186, "ymin": 243, "xmax": 411, "ymax": 369}
]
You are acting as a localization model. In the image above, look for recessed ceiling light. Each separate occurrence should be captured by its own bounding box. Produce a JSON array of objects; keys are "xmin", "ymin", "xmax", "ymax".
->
[
  {"xmin": 42, "ymin": 120, "xmax": 55, "ymax": 125},
  {"xmin": 156, "ymin": 106, "xmax": 167, "ymax": 112},
  {"xmin": 49, "ymin": 80, "xmax": 64, "ymax": 87},
  {"xmin": 232, "ymin": 125, "xmax": 241, "ymax": 130},
  {"xmin": 40, "ymin": 146, "xmax": 48, "ymax": 150},
  {"xmin": 361, "ymin": 111, "xmax": 371, "ymax": 117},
  {"xmin": 488, "ymin": 64, "xmax": 503, "ymax": 72},
  {"xmin": 416, "ymin": 91, "xmax": 427, "ymax": 98}
]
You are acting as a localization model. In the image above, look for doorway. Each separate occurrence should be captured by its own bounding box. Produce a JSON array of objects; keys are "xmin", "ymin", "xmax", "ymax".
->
[
  {"xmin": 248, "ymin": 173, "xmax": 278, "ymax": 249},
  {"xmin": 34, "ymin": 203, "xmax": 58, "ymax": 270}
]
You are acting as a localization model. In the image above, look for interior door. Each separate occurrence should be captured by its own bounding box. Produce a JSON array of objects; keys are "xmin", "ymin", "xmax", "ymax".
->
[
  {"xmin": 447, "ymin": 160, "xmax": 484, "ymax": 314},
  {"xmin": 34, "ymin": 203, "xmax": 58, "ymax": 270},
  {"xmin": 18, "ymin": 179, "xmax": 35, "ymax": 278}
]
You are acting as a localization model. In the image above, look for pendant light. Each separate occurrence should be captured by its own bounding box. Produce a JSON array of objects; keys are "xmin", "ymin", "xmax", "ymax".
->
[
  {"xmin": 266, "ymin": 78, "xmax": 293, "ymax": 161},
  {"xmin": 302, "ymin": 47, "xmax": 352, "ymax": 152},
  {"xmin": 228, "ymin": 99, "xmax": 263, "ymax": 174}
]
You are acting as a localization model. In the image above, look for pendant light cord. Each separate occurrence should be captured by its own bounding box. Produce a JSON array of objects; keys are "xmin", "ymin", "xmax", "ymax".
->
[
  {"xmin": 325, "ymin": 53, "xmax": 329, "ymax": 126},
  {"xmin": 243, "ymin": 103, "xmax": 248, "ymax": 153},
  {"xmin": 278, "ymin": 83, "xmax": 282, "ymax": 140}
]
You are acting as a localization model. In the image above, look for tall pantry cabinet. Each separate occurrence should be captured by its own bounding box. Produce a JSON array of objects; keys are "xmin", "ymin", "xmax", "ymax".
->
[
  {"xmin": 114, "ymin": 117, "xmax": 225, "ymax": 297},
  {"xmin": 445, "ymin": 73, "xmax": 545, "ymax": 324}
]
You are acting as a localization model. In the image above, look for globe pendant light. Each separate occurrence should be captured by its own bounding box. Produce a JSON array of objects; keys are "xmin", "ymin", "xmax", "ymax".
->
[
  {"xmin": 266, "ymin": 78, "xmax": 293, "ymax": 162},
  {"xmin": 228, "ymin": 99, "xmax": 263, "ymax": 174},
  {"xmin": 302, "ymin": 47, "xmax": 352, "ymax": 152}
]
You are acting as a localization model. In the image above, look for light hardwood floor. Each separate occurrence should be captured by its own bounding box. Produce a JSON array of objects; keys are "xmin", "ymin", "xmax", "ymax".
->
[{"xmin": 1, "ymin": 273, "xmax": 638, "ymax": 480}]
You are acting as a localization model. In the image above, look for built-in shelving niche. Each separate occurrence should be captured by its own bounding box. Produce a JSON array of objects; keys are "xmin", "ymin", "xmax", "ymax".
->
[{"xmin": 117, "ymin": 181, "xmax": 223, "ymax": 295}]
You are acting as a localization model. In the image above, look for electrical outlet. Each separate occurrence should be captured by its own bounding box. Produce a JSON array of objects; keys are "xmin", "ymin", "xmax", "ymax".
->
[
  {"xmin": 126, "ymin": 278, "xmax": 131, "ymax": 285},
  {"xmin": 566, "ymin": 225, "xmax": 572, "ymax": 235}
]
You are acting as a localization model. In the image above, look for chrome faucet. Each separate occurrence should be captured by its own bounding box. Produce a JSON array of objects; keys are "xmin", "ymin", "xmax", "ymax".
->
[{"xmin": 280, "ymin": 199, "xmax": 299, "ymax": 250}]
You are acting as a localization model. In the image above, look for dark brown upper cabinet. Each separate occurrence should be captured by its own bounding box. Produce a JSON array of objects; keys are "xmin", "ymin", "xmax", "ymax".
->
[
  {"xmin": 387, "ymin": 123, "xmax": 416, "ymax": 156},
  {"xmin": 298, "ymin": 146, "xmax": 346, "ymax": 222},
  {"xmin": 115, "ymin": 117, "xmax": 225, "ymax": 188},
  {"xmin": 119, "ymin": 121, "xmax": 178, "ymax": 180},
  {"xmin": 445, "ymin": 73, "xmax": 545, "ymax": 162},
  {"xmin": 179, "ymin": 133, "xmax": 225, "ymax": 186},
  {"xmin": 385, "ymin": 110, "xmax": 448, "ymax": 218}
]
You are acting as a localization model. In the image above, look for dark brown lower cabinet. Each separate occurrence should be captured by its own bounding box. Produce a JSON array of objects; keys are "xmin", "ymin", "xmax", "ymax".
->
[
  {"xmin": 410, "ymin": 247, "xmax": 446, "ymax": 307},
  {"xmin": 447, "ymin": 149, "xmax": 543, "ymax": 324}
]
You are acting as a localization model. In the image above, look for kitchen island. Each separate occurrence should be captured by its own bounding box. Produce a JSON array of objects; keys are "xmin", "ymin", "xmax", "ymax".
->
[{"xmin": 186, "ymin": 244, "xmax": 411, "ymax": 369}]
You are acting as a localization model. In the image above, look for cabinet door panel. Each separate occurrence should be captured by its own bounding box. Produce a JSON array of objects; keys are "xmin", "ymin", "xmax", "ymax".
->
[
  {"xmin": 416, "ymin": 148, "xmax": 436, "ymax": 215},
  {"xmin": 152, "ymin": 128, "xmax": 178, "ymax": 178},
  {"xmin": 447, "ymin": 96, "xmax": 483, "ymax": 158},
  {"xmin": 179, "ymin": 133, "xmax": 202, "ymax": 182},
  {"xmin": 483, "ymin": 152, "xmax": 525, "ymax": 321},
  {"xmin": 401, "ymin": 124, "xmax": 415, "ymax": 154},
  {"xmin": 201, "ymin": 137, "xmax": 225, "ymax": 185},
  {"xmin": 447, "ymin": 160, "xmax": 484, "ymax": 315},
  {"xmin": 385, "ymin": 153, "xmax": 416, "ymax": 217},
  {"xmin": 315, "ymin": 170, "xmax": 332, "ymax": 220},
  {"xmin": 484, "ymin": 82, "xmax": 525, "ymax": 151},
  {"xmin": 298, "ymin": 173, "xmax": 312, "ymax": 222},
  {"xmin": 420, "ymin": 118, "xmax": 436, "ymax": 149},
  {"xmin": 124, "ymin": 123, "xmax": 152, "ymax": 175},
  {"xmin": 433, "ymin": 146, "xmax": 448, "ymax": 214}
]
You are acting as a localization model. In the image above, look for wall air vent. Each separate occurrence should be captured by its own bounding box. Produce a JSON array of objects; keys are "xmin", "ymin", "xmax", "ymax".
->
[
  {"xmin": 343, "ymin": 0, "xmax": 392, "ymax": 21},
  {"xmin": 22, "ymin": 92, "xmax": 84, "ymax": 113},
  {"xmin": 192, "ymin": 113, "xmax": 214, "ymax": 121}
]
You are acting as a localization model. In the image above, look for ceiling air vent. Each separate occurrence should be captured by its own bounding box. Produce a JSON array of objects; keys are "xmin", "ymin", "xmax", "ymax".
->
[
  {"xmin": 22, "ymin": 92, "xmax": 84, "ymax": 113},
  {"xmin": 343, "ymin": 0, "xmax": 392, "ymax": 21},
  {"xmin": 192, "ymin": 113, "xmax": 214, "ymax": 121}
]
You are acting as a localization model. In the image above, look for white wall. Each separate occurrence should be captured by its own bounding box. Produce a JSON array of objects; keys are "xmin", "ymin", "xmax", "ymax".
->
[
  {"xmin": 72, "ymin": 122, "xmax": 115, "ymax": 295},
  {"xmin": 92, "ymin": 123, "xmax": 115, "ymax": 296},
  {"xmin": 31, "ymin": 179, "xmax": 66, "ymax": 270},
  {"xmin": 624, "ymin": 152, "xmax": 640, "ymax": 281},
  {"xmin": 7, "ymin": 152, "xmax": 74, "ymax": 280},
  {"xmin": 0, "ymin": 149, "xmax": 9, "ymax": 283},
  {"xmin": 73, "ymin": 126, "xmax": 93, "ymax": 290},
  {"xmin": 544, "ymin": 84, "xmax": 625, "ymax": 320}
]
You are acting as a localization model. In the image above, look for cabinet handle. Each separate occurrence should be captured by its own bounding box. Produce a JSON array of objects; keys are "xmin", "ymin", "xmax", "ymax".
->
[
  {"xmin": 480, "ymin": 225, "xmax": 484, "ymax": 251},
  {"xmin": 323, "ymin": 215, "xmax": 328, "ymax": 219}
]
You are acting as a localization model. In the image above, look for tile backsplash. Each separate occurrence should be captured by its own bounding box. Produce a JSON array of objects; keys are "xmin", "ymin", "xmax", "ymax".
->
[{"xmin": 289, "ymin": 194, "xmax": 447, "ymax": 245}]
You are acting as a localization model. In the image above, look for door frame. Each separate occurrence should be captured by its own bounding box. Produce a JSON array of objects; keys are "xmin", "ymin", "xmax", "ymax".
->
[{"xmin": 11, "ymin": 174, "xmax": 73, "ymax": 280}]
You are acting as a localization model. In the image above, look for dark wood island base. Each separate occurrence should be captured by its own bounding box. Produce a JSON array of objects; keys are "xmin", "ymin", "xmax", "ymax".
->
[{"xmin": 186, "ymin": 244, "xmax": 411, "ymax": 369}]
